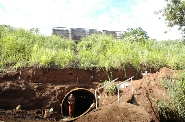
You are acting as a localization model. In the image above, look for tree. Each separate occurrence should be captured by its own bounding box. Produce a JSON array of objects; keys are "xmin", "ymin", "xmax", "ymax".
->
[
  {"xmin": 158, "ymin": 0, "xmax": 185, "ymax": 38},
  {"xmin": 29, "ymin": 28, "xmax": 39, "ymax": 34},
  {"xmin": 123, "ymin": 27, "xmax": 149, "ymax": 41}
]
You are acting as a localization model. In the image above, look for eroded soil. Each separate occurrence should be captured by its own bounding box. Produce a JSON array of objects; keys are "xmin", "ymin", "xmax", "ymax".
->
[{"xmin": 0, "ymin": 67, "xmax": 179, "ymax": 122}]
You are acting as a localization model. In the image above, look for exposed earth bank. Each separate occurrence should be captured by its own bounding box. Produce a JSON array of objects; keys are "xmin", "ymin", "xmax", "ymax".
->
[{"xmin": 0, "ymin": 67, "xmax": 179, "ymax": 122}]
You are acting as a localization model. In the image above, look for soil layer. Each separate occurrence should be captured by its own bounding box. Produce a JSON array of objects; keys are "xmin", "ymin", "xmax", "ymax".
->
[{"xmin": 0, "ymin": 67, "xmax": 179, "ymax": 122}]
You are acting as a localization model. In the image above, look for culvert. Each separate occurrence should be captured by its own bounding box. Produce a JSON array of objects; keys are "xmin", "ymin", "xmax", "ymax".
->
[{"xmin": 61, "ymin": 88, "xmax": 95, "ymax": 121}]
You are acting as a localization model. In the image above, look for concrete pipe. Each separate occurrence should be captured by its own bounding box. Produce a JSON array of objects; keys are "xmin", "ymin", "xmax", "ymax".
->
[{"xmin": 61, "ymin": 88, "xmax": 95, "ymax": 121}]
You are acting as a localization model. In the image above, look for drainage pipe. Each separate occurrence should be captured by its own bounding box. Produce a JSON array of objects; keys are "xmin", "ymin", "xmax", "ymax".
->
[{"xmin": 61, "ymin": 88, "xmax": 95, "ymax": 121}]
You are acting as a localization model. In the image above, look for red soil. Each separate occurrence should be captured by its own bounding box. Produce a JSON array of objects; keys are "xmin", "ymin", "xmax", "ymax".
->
[{"xmin": 0, "ymin": 67, "xmax": 179, "ymax": 122}]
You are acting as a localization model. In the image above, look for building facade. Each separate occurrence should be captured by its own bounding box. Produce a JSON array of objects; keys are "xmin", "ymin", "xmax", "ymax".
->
[{"xmin": 52, "ymin": 27, "xmax": 123, "ymax": 41}]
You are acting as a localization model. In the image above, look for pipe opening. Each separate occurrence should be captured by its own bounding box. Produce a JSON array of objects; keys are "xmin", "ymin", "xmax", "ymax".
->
[{"xmin": 61, "ymin": 88, "xmax": 95, "ymax": 118}]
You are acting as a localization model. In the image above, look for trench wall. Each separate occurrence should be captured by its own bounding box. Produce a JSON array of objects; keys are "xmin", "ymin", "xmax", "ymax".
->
[
  {"xmin": 0, "ymin": 67, "xmax": 146, "ymax": 83},
  {"xmin": 0, "ymin": 67, "xmax": 156, "ymax": 112}
]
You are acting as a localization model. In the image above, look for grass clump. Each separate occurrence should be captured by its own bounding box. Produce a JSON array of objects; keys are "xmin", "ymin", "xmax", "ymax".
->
[
  {"xmin": 103, "ymin": 80, "xmax": 117, "ymax": 96},
  {"xmin": 157, "ymin": 71, "xmax": 185, "ymax": 121}
]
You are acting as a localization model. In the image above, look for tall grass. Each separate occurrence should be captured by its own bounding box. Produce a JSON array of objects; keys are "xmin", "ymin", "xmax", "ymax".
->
[
  {"xmin": 77, "ymin": 34, "xmax": 185, "ymax": 70},
  {"xmin": 157, "ymin": 71, "xmax": 185, "ymax": 121},
  {"xmin": 0, "ymin": 25, "xmax": 76, "ymax": 70},
  {"xmin": 0, "ymin": 25, "xmax": 185, "ymax": 71},
  {"xmin": 29, "ymin": 35, "xmax": 76, "ymax": 68}
]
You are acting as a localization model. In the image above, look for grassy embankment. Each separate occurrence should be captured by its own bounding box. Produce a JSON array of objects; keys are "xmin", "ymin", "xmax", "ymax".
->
[
  {"xmin": 0, "ymin": 25, "xmax": 185, "ymax": 71},
  {"xmin": 0, "ymin": 25, "xmax": 185, "ymax": 120}
]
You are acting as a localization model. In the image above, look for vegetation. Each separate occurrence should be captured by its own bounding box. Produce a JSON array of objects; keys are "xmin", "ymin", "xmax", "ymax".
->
[
  {"xmin": 158, "ymin": 0, "xmax": 185, "ymax": 38},
  {"xmin": 1, "ymin": 23, "xmax": 185, "ymax": 120},
  {"xmin": 123, "ymin": 27, "xmax": 149, "ymax": 41},
  {"xmin": 0, "ymin": 25, "xmax": 185, "ymax": 72},
  {"xmin": 78, "ymin": 34, "xmax": 185, "ymax": 70},
  {"xmin": 0, "ymin": 25, "xmax": 76, "ymax": 71},
  {"xmin": 103, "ymin": 80, "xmax": 117, "ymax": 96},
  {"xmin": 157, "ymin": 71, "xmax": 185, "ymax": 121}
]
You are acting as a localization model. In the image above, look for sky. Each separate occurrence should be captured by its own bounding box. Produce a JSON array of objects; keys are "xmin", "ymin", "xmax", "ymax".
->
[{"xmin": 0, "ymin": 0, "xmax": 183, "ymax": 40}]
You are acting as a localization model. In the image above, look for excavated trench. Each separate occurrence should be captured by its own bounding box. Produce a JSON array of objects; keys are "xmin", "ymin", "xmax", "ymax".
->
[
  {"xmin": 0, "ymin": 67, "xmax": 183, "ymax": 122},
  {"xmin": 61, "ymin": 88, "xmax": 95, "ymax": 118},
  {"xmin": 1, "ymin": 67, "xmax": 165, "ymax": 121}
]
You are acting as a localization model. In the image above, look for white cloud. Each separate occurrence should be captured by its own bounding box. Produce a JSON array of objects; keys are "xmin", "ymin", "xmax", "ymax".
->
[
  {"xmin": 130, "ymin": 0, "xmax": 182, "ymax": 40},
  {"xmin": 0, "ymin": 0, "xmax": 183, "ymax": 40}
]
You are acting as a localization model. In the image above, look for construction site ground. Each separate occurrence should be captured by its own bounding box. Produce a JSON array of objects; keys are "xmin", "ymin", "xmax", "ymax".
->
[{"xmin": 0, "ymin": 67, "xmax": 179, "ymax": 122}]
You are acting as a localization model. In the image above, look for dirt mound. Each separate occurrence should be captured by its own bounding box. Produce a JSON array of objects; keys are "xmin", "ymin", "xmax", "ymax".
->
[
  {"xmin": 75, "ymin": 102, "xmax": 152, "ymax": 122},
  {"xmin": 75, "ymin": 67, "xmax": 178, "ymax": 122}
]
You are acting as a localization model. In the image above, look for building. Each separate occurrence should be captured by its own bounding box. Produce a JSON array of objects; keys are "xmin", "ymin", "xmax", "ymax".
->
[{"xmin": 52, "ymin": 27, "xmax": 123, "ymax": 41}]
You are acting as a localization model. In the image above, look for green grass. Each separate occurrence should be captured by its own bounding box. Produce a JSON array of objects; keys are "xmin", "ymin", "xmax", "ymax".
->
[
  {"xmin": 0, "ymin": 25, "xmax": 76, "ymax": 70},
  {"xmin": 157, "ymin": 71, "xmax": 185, "ymax": 121},
  {"xmin": 1, "ymin": 25, "xmax": 185, "ymax": 71}
]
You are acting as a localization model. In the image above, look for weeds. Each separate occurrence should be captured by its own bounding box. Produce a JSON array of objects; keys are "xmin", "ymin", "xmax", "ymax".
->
[
  {"xmin": 103, "ymin": 80, "xmax": 117, "ymax": 96},
  {"xmin": 1, "ymin": 25, "xmax": 185, "ymax": 71},
  {"xmin": 157, "ymin": 71, "xmax": 185, "ymax": 121}
]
